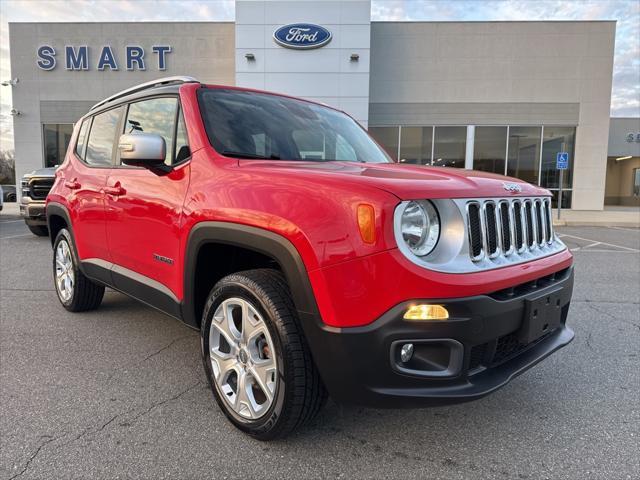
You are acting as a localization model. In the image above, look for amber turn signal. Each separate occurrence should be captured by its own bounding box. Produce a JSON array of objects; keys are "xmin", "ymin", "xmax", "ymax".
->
[
  {"xmin": 357, "ymin": 204, "xmax": 376, "ymax": 244},
  {"xmin": 403, "ymin": 304, "xmax": 449, "ymax": 321}
]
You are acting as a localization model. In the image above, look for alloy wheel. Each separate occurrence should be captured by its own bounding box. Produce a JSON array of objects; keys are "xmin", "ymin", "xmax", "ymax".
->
[
  {"xmin": 209, "ymin": 297, "xmax": 278, "ymax": 420},
  {"xmin": 55, "ymin": 239, "xmax": 74, "ymax": 302}
]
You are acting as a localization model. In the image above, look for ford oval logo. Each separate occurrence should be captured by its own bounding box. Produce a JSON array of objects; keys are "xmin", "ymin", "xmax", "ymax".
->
[{"xmin": 273, "ymin": 23, "xmax": 332, "ymax": 50}]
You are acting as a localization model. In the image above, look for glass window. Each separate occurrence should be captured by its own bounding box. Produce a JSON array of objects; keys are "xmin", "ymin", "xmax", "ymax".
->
[
  {"xmin": 634, "ymin": 168, "xmax": 640, "ymax": 197},
  {"xmin": 43, "ymin": 124, "xmax": 74, "ymax": 168},
  {"xmin": 75, "ymin": 119, "xmax": 90, "ymax": 159},
  {"xmin": 433, "ymin": 126, "xmax": 466, "ymax": 168},
  {"xmin": 174, "ymin": 108, "xmax": 191, "ymax": 163},
  {"xmin": 541, "ymin": 126, "xmax": 575, "ymax": 189},
  {"xmin": 125, "ymin": 97, "xmax": 178, "ymax": 166},
  {"xmin": 474, "ymin": 126, "xmax": 507, "ymax": 174},
  {"xmin": 369, "ymin": 126, "xmax": 399, "ymax": 161},
  {"xmin": 550, "ymin": 189, "xmax": 572, "ymax": 209},
  {"xmin": 507, "ymin": 126, "xmax": 541, "ymax": 184},
  {"xmin": 85, "ymin": 107, "xmax": 123, "ymax": 166},
  {"xmin": 400, "ymin": 126, "xmax": 432, "ymax": 165},
  {"xmin": 197, "ymin": 89, "xmax": 391, "ymax": 163}
]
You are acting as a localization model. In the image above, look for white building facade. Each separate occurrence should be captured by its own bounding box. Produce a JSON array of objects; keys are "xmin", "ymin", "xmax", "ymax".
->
[{"xmin": 8, "ymin": 0, "xmax": 617, "ymax": 210}]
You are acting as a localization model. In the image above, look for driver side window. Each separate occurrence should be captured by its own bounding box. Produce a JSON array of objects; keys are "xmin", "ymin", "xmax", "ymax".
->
[{"xmin": 122, "ymin": 97, "xmax": 189, "ymax": 166}]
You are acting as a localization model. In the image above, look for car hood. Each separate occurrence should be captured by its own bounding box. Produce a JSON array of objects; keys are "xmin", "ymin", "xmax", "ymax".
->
[{"xmin": 239, "ymin": 161, "xmax": 549, "ymax": 199}]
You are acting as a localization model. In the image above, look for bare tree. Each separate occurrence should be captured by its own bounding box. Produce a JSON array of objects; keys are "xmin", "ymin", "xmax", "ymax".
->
[{"xmin": 0, "ymin": 150, "xmax": 16, "ymax": 184}]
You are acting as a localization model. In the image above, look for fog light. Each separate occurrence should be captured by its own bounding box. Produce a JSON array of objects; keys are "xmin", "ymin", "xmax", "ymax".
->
[
  {"xmin": 403, "ymin": 304, "xmax": 449, "ymax": 321},
  {"xmin": 400, "ymin": 343, "xmax": 414, "ymax": 363}
]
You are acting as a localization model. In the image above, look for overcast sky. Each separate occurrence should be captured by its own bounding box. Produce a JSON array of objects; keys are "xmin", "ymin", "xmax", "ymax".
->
[{"xmin": 0, "ymin": 0, "xmax": 638, "ymax": 151}]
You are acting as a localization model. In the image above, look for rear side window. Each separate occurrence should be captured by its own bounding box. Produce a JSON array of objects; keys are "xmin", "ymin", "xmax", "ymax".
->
[
  {"xmin": 124, "ymin": 97, "xmax": 178, "ymax": 166},
  {"xmin": 85, "ymin": 107, "xmax": 123, "ymax": 166},
  {"xmin": 75, "ymin": 118, "xmax": 90, "ymax": 159}
]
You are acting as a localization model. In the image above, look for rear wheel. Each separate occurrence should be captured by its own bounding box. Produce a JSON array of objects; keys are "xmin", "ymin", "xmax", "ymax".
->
[
  {"xmin": 53, "ymin": 228, "xmax": 105, "ymax": 312},
  {"xmin": 28, "ymin": 225, "xmax": 49, "ymax": 237},
  {"xmin": 201, "ymin": 269, "xmax": 326, "ymax": 440}
]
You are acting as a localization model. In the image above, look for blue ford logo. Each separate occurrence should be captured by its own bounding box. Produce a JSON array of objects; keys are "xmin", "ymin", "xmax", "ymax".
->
[{"xmin": 273, "ymin": 23, "xmax": 332, "ymax": 50}]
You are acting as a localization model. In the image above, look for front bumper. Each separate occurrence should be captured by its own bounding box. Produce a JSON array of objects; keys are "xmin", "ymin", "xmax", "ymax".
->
[
  {"xmin": 305, "ymin": 266, "xmax": 574, "ymax": 407},
  {"xmin": 20, "ymin": 199, "xmax": 47, "ymax": 225}
]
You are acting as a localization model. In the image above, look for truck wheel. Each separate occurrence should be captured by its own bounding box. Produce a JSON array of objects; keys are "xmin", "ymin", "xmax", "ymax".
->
[
  {"xmin": 28, "ymin": 225, "xmax": 49, "ymax": 237},
  {"xmin": 53, "ymin": 228, "xmax": 105, "ymax": 312},
  {"xmin": 201, "ymin": 269, "xmax": 326, "ymax": 440}
]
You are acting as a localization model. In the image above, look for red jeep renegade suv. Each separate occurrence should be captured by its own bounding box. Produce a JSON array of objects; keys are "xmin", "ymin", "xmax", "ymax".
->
[{"xmin": 47, "ymin": 77, "xmax": 574, "ymax": 439}]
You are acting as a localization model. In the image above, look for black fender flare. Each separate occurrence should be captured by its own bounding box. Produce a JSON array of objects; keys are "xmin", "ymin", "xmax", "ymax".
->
[
  {"xmin": 181, "ymin": 222, "xmax": 322, "ymax": 330},
  {"xmin": 46, "ymin": 202, "xmax": 73, "ymax": 247}
]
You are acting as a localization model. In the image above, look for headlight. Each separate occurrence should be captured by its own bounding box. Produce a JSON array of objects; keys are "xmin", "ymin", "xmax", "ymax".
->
[{"xmin": 400, "ymin": 200, "xmax": 440, "ymax": 256}]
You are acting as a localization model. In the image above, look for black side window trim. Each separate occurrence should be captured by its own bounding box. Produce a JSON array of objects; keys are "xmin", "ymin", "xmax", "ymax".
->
[{"xmin": 172, "ymin": 104, "xmax": 191, "ymax": 166}]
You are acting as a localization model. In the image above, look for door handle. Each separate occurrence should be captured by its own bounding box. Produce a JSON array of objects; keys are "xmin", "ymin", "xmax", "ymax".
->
[
  {"xmin": 64, "ymin": 178, "xmax": 81, "ymax": 190},
  {"xmin": 103, "ymin": 182, "xmax": 126, "ymax": 197}
]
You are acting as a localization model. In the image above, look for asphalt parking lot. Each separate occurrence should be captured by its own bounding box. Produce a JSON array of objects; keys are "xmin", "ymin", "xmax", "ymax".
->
[{"xmin": 1, "ymin": 215, "xmax": 639, "ymax": 480}]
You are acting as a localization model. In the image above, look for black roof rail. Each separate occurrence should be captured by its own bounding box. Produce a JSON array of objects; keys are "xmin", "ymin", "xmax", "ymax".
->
[{"xmin": 90, "ymin": 76, "xmax": 199, "ymax": 111}]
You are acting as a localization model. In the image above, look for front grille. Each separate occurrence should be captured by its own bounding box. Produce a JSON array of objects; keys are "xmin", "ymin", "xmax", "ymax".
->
[
  {"xmin": 468, "ymin": 343, "xmax": 487, "ymax": 371},
  {"xmin": 467, "ymin": 203, "xmax": 483, "ymax": 259},
  {"xmin": 467, "ymin": 197, "xmax": 554, "ymax": 263},
  {"xmin": 468, "ymin": 329, "xmax": 556, "ymax": 372},
  {"xmin": 29, "ymin": 178, "xmax": 54, "ymax": 200},
  {"xmin": 484, "ymin": 202, "xmax": 498, "ymax": 257}
]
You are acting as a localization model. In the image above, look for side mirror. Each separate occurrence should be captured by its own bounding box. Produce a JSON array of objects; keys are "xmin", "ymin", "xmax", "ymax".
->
[{"xmin": 118, "ymin": 133, "xmax": 166, "ymax": 168}]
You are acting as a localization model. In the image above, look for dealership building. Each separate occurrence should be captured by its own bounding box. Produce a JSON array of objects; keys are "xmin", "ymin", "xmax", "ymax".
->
[{"xmin": 8, "ymin": 0, "xmax": 636, "ymax": 210}]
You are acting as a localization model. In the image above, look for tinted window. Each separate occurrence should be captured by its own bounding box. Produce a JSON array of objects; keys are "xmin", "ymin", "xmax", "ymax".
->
[
  {"xmin": 198, "ymin": 89, "xmax": 390, "ymax": 163},
  {"xmin": 85, "ymin": 107, "xmax": 123, "ymax": 166},
  {"xmin": 43, "ymin": 124, "xmax": 74, "ymax": 168},
  {"xmin": 125, "ymin": 97, "xmax": 178, "ymax": 166},
  {"xmin": 507, "ymin": 126, "xmax": 541, "ymax": 184},
  {"xmin": 400, "ymin": 126, "xmax": 433, "ymax": 165},
  {"xmin": 433, "ymin": 126, "xmax": 466, "ymax": 168},
  {"xmin": 174, "ymin": 108, "xmax": 190, "ymax": 163},
  {"xmin": 369, "ymin": 126, "xmax": 399, "ymax": 161},
  {"xmin": 75, "ymin": 119, "xmax": 90, "ymax": 159},
  {"xmin": 474, "ymin": 126, "xmax": 507, "ymax": 175}
]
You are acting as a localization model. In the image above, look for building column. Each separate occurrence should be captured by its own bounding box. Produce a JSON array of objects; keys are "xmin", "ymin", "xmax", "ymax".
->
[{"xmin": 465, "ymin": 125, "xmax": 475, "ymax": 170}]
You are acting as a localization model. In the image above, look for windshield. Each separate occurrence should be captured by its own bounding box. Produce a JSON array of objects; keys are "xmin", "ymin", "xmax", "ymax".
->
[{"xmin": 198, "ymin": 88, "xmax": 391, "ymax": 163}]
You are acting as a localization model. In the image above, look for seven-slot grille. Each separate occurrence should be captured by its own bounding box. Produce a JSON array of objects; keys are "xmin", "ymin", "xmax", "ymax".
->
[{"xmin": 466, "ymin": 198, "xmax": 554, "ymax": 262}]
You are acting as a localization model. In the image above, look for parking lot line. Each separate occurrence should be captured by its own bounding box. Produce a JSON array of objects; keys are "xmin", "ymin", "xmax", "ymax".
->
[
  {"xmin": 0, "ymin": 233, "xmax": 33, "ymax": 240},
  {"xmin": 558, "ymin": 233, "xmax": 640, "ymax": 252}
]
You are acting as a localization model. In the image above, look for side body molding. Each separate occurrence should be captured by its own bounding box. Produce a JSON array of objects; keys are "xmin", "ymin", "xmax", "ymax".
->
[{"xmin": 182, "ymin": 222, "xmax": 322, "ymax": 329}]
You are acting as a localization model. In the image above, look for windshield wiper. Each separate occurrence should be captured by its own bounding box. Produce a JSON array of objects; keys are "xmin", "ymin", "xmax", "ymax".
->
[{"xmin": 221, "ymin": 150, "xmax": 281, "ymax": 160}]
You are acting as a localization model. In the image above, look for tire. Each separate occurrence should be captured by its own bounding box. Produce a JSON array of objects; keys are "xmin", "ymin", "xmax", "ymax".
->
[
  {"xmin": 201, "ymin": 269, "xmax": 327, "ymax": 440},
  {"xmin": 28, "ymin": 224, "xmax": 49, "ymax": 237},
  {"xmin": 53, "ymin": 228, "xmax": 105, "ymax": 312}
]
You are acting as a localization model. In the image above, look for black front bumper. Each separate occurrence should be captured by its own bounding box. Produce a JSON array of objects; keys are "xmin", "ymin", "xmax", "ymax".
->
[{"xmin": 304, "ymin": 267, "xmax": 574, "ymax": 408}]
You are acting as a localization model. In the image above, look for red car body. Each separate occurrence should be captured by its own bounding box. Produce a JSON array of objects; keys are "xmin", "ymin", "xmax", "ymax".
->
[{"xmin": 47, "ymin": 80, "xmax": 574, "ymax": 408}]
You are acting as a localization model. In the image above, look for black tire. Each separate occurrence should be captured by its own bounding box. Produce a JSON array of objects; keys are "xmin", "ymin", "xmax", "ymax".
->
[
  {"xmin": 201, "ymin": 269, "xmax": 327, "ymax": 440},
  {"xmin": 28, "ymin": 224, "xmax": 49, "ymax": 237},
  {"xmin": 53, "ymin": 228, "xmax": 105, "ymax": 312}
]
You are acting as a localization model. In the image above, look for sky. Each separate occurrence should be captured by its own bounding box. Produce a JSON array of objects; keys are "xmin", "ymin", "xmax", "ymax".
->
[{"xmin": 0, "ymin": 0, "xmax": 638, "ymax": 151}]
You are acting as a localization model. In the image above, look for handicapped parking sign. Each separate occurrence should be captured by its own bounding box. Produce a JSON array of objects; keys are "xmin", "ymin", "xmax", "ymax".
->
[{"xmin": 556, "ymin": 152, "xmax": 569, "ymax": 170}]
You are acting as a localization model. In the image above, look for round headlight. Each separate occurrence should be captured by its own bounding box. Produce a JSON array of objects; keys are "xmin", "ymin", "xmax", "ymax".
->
[{"xmin": 400, "ymin": 201, "xmax": 440, "ymax": 256}]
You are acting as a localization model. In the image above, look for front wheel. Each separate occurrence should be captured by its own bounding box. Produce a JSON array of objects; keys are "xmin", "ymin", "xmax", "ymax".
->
[
  {"xmin": 53, "ymin": 228, "xmax": 105, "ymax": 312},
  {"xmin": 201, "ymin": 269, "xmax": 326, "ymax": 440}
]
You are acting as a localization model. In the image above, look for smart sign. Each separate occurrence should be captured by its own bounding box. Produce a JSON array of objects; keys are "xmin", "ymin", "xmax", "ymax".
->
[
  {"xmin": 36, "ymin": 45, "xmax": 172, "ymax": 71},
  {"xmin": 273, "ymin": 24, "xmax": 332, "ymax": 49}
]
